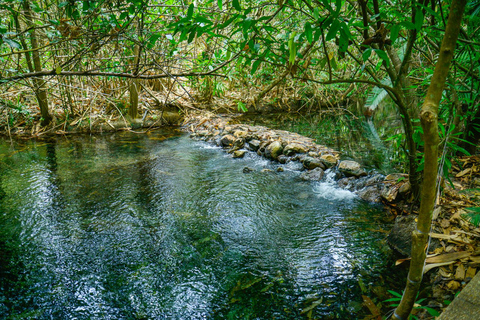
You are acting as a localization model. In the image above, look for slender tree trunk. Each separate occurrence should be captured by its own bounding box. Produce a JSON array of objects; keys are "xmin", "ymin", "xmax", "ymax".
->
[
  {"xmin": 23, "ymin": 0, "xmax": 52, "ymax": 126},
  {"xmin": 129, "ymin": 16, "xmax": 143, "ymax": 119},
  {"xmin": 129, "ymin": 44, "xmax": 141, "ymax": 119},
  {"xmin": 393, "ymin": 0, "xmax": 466, "ymax": 318}
]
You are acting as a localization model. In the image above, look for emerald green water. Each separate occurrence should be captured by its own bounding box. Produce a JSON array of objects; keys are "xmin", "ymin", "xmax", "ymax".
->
[{"xmin": 0, "ymin": 130, "xmax": 395, "ymax": 319}]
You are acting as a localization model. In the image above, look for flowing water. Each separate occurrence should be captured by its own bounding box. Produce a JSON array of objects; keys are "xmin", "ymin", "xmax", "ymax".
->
[{"xmin": 0, "ymin": 130, "xmax": 397, "ymax": 319}]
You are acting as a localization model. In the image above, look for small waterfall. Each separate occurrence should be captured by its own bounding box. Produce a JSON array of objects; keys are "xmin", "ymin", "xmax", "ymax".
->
[{"xmin": 313, "ymin": 170, "xmax": 357, "ymax": 201}]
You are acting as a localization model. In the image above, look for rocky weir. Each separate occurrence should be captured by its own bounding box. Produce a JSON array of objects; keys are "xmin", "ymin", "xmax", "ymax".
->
[{"xmin": 183, "ymin": 113, "xmax": 411, "ymax": 205}]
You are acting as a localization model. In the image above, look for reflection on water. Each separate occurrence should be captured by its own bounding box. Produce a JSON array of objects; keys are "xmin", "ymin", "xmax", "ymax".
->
[{"xmin": 0, "ymin": 130, "xmax": 394, "ymax": 319}]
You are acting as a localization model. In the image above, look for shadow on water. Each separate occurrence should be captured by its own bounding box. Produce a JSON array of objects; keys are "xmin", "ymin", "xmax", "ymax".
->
[{"xmin": 0, "ymin": 129, "xmax": 403, "ymax": 319}]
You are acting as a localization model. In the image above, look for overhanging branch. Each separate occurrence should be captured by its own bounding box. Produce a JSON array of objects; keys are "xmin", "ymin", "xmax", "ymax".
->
[{"xmin": 0, "ymin": 70, "xmax": 227, "ymax": 82}]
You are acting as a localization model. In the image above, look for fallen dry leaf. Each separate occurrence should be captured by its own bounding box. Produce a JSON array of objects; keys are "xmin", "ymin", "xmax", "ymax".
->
[
  {"xmin": 424, "ymin": 262, "xmax": 455, "ymax": 273},
  {"xmin": 466, "ymin": 266, "xmax": 477, "ymax": 279},
  {"xmin": 454, "ymin": 264, "xmax": 466, "ymax": 280},
  {"xmin": 446, "ymin": 280, "xmax": 461, "ymax": 290},
  {"xmin": 456, "ymin": 168, "xmax": 472, "ymax": 178},
  {"xmin": 470, "ymin": 256, "xmax": 480, "ymax": 263},
  {"xmin": 426, "ymin": 251, "xmax": 471, "ymax": 263}
]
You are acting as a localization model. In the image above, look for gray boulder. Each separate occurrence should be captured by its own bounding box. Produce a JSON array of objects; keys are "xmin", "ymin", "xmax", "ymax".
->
[
  {"xmin": 357, "ymin": 185, "xmax": 383, "ymax": 202},
  {"xmin": 338, "ymin": 160, "xmax": 367, "ymax": 177},
  {"xmin": 302, "ymin": 156, "xmax": 326, "ymax": 170},
  {"xmin": 220, "ymin": 134, "xmax": 236, "ymax": 148},
  {"xmin": 247, "ymin": 139, "xmax": 261, "ymax": 151},
  {"xmin": 387, "ymin": 215, "xmax": 417, "ymax": 256}
]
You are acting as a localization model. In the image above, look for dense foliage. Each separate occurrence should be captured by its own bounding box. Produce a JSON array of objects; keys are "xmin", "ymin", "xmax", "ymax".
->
[{"xmin": 1, "ymin": 1, "xmax": 479, "ymax": 181}]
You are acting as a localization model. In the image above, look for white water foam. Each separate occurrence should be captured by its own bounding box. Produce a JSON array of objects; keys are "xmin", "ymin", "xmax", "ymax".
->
[
  {"xmin": 194, "ymin": 141, "xmax": 221, "ymax": 149},
  {"xmin": 313, "ymin": 170, "xmax": 357, "ymax": 201}
]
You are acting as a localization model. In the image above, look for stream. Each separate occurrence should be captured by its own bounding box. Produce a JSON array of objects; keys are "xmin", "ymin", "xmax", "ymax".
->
[{"xmin": 0, "ymin": 129, "xmax": 398, "ymax": 319}]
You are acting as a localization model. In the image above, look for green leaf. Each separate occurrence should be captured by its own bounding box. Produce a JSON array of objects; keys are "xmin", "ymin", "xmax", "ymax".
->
[
  {"xmin": 305, "ymin": 22, "xmax": 313, "ymax": 43},
  {"xmin": 400, "ymin": 21, "xmax": 416, "ymax": 30},
  {"xmin": 325, "ymin": 20, "xmax": 340, "ymax": 41},
  {"xmin": 362, "ymin": 48, "xmax": 372, "ymax": 61},
  {"xmin": 313, "ymin": 8, "xmax": 319, "ymax": 20},
  {"xmin": 218, "ymin": 0, "xmax": 222, "ymax": 10},
  {"xmin": 148, "ymin": 33, "xmax": 162, "ymax": 48},
  {"xmin": 32, "ymin": 2, "xmax": 43, "ymax": 13},
  {"xmin": 55, "ymin": 66, "xmax": 62, "ymax": 75},
  {"xmin": 119, "ymin": 11, "xmax": 129, "ymax": 21},
  {"xmin": 288, "ymin": 32, "xmax": 297, "ymax": 64},
  {"xmin": 251, "ymin": 59, "xmax": 261, "ymax": 75},
  {"xmin": 188, "ymin": 28, "xmax": 196, "ymax": 43},
  {"xmin": 421, "ymin": 306, "xmax": 440, "ymax": 317},
  {"xmin": 232, "ymin": 0, "xmax": 241, "ymax": 11},
  {"xmin": 452, "ymin": 144, "xmax": 470, "ymax": 156},
  {"xmin": 237, "ymin": 101, "xmax": 247, "ymax": 112},
  {"xmin": 187, "ymin": 3, "xmax": 194, "ymax": 20},
  {"xmin": 374, "ymin": 49, "xmax": 390, "ymax": 67},
  {"xmin": 390, "ymin": 24, "xmax": 400, "ymax": 44},
  {"xmin": 319, "ymin": 57, "xmax": 327, "ymax": 69},
  {"xmin": 242, "ymin": 17, "xmax": 253, "ymax": 34},
  {"xmin": 218, "ymin": 15, "xmax": 236, "ymax": 29},
  {"xmin": 414, "ymin": 8, "xmax": 424, "ymax": 31},
  {"xmin": 3, "ymin": 38, "xmax": 21, "ymax": 49},
  {"xmin": 387, "ymin": 290, "xmax": 403, "ymax": 298},
  {"xmin": 334, "ymin": 0, "xmax": 342, "ymax": 14},
  {"xmin": 338, "ymin": 27, "xmax": 349, "ymax": 52},
  {"xmin": 58, "ymin": 1, "xmax": 68, "ymax": 8},
  {"xmin": 330, "ymin": 57, "xmax": 338, "ymax": 70},
  {"xmin": 384, "ymin": 298, "xmax": 402, "ymax": 302}
]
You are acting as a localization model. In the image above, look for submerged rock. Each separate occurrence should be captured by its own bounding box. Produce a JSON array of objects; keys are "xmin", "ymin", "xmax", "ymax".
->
[
  {"xmin": 300, "ymin": 167, "xmax": 325, "ymax": 181},
  {"xmin": 338, "ymin": 160, "xmax": 367, "ymax": 177},
  {"xmin": 265, "ymin": 141, "xmax": 283, "ymax": 160},
  {"xmin": 338, "ymin": 177, "xmax": 356, "ymax": 190},
  {"xmin": 277, "ymin": 155, "xmax": 289, "ymax": 164},
  {"xmin": 232, "ymin": 150, "xmax": 246, "ymax": 158},
  {"xmin": 243, "ymin": 167, "xmax": 254, "ymax": 173}
]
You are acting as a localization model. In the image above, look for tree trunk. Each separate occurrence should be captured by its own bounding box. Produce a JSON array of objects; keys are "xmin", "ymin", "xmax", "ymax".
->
[
  {"xmin": 129, "ymin": 16, "xmax": 143, "ymax": 119},
  {"xmin": 23, "ymin": 0, "xmax": 51, "ymax": 126},
  {"xmin": 393, "ymin": 0, "xmax": 466, "ymax": 318},
  {"xmin": 129, "ymin": 78, "xmax": 139, "ymax": 119}
]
